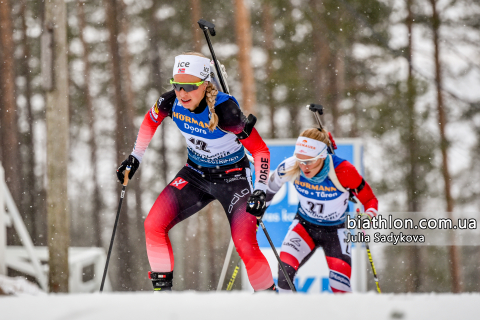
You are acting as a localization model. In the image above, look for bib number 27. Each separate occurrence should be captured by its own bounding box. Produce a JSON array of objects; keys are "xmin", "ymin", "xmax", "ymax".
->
[
  {"xmin": 307, "ymin": 201, "xmax": 324, "ymax": 215},
  {"xmin": 189, "ymin": 138, "xmax": 210, "ymax": 153}
]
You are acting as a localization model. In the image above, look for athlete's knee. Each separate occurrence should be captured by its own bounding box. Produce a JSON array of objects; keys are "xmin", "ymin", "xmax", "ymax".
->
[
  {"xmin": 144, "ymin": 208, "xmax": 168, "ymax": 236},
  {"xmin": 232, "ymin": 237, "xmax": 260, "ymax": 261},
  {"xmin": 144, "ymin": 192, "xmax": 176, "ymax": 234},
  {"xmin": 144, "ymin": 212, "xmax": 153, "ymax": 229},
  {"xmin": 230, "ymin": 221, "xmax": 260, "ymax": 259},
  {"xmin": 144, "ymin": 213, "xmax": 157, "ymax": 236}
]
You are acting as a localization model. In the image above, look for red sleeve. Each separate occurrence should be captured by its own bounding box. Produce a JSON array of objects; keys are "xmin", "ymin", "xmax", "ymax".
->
[
  {"xmin": 335, "ymin": 161, "xmax": 378, "ymax": 212},
  {"xmin": 131, "ymin": 92, "xmax": 175, "ymax": 162},
  {"xmin": 240, "ymin": 128, "xmax": 269, "ymax": 192},
  {"xmin": 130, "ymin": 108, "xmax": 166, "ymax": 162}
]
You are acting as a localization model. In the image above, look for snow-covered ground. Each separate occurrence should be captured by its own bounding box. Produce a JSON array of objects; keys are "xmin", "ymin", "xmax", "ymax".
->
[{"xmin": 1, "ymin": 292, "xmax": 479, "ymax": 320}]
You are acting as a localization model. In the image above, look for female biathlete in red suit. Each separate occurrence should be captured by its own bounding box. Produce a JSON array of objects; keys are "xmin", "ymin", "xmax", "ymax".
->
[
  {"xmin": 116, "ymin": 52, "xmax": 275, "ymax": 291},
  {"xmin": 265, "ymin": 128, "xmax": 378, "ymax": 293}
]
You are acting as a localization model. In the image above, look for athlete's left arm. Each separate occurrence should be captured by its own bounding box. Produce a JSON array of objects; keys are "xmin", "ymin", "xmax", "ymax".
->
[
  {"xmin": 335, "ymin": 160, "xmax": 378, "ymax": 217},
  {"xmin": 216, "ymin": 100, "xmax": 269, "ymax": 192}
]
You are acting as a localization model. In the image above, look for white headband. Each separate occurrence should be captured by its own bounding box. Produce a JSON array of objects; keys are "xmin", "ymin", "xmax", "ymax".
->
[
  {"xmin": 173, "ymin": 55, "xmax": 211, "ymax": 81},
  {"xmin": 294, "ymin": 137, "xmax": 328, "ymax": 159}
]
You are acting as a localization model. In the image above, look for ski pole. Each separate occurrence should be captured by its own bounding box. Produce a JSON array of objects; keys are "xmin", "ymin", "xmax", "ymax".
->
[
  {"xmin": 197, "ymin": 19, "xmax": 229, "ymax": 94},
  {"xmin": 258, "ymin": 218, "xmax": 297, "ymax": 292},
  {"xmin": 100, "ymin": 166, "xmax": 131, "ymax": 292},
  {"xmin": 356, "ymin": 209, "xmax": 381, "ymax": 293},
  {"xmin": 365, "ymin": 240, "xmax": 381, "ymax": 293},
  {"xmin": 226, "ymin": 257, "xmax": 242, "ymax": 291}
]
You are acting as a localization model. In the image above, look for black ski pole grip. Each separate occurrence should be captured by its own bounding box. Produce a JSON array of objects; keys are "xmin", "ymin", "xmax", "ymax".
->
[
  {"xmin": 198, "ymin": 19, "xmax": 216, "ymax": 36},
  {"xmin": 306, "ymin": 104, "xmax": 325, "ymax": 131},
  {"xmin": 308, "ymin": 104, "xmax": 324, "ymax": 115}
]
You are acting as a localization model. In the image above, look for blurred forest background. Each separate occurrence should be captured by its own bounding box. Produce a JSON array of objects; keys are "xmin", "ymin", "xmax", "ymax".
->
[{"xmin": 1, "ymin": 0, "xmax": 480, "ymax": 293}]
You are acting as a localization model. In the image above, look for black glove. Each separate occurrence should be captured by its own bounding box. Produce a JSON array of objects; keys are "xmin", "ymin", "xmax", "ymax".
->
[
  {"xmin": 116, "ymin": 155, "xmax": 140, "ymax": 183},
  {"xmin": 246, "ymin": 190, "xmax": 267, "ymax": 218}
]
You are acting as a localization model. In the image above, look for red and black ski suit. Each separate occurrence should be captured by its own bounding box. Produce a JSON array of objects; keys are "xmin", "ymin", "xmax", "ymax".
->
[{"xmin": 131, "ymin": 90, "xmax": 274, "ymax": 291}]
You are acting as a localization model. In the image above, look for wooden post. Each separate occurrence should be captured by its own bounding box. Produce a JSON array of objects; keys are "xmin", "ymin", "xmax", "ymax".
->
[{"xmin": 43, "ymin": 0, "xmax": 70, "ymax": 293}]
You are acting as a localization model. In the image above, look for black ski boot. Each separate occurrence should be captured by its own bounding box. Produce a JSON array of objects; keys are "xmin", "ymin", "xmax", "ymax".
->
[{"xmin": 148, "ymin": 271, "xmax": 173, "ymax": 292}]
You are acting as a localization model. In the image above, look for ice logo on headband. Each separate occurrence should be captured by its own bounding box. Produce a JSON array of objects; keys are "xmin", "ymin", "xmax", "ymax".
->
[
  {"xmin": 177, "ymin": 61, "xmax": 191, "ymax": 68},
  {"xmin": 173, "ymin": 55, "xmax": 212, "ymax": 81}
]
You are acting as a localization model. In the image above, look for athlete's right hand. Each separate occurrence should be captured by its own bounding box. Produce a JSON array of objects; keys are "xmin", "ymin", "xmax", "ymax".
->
[
  {"xmin": 116, "ymin": 155, "xmax": 140, "ymax": 183},
  {"xmin": 246, "ymin": 190, "xmax": 267, "ymax": 218}
]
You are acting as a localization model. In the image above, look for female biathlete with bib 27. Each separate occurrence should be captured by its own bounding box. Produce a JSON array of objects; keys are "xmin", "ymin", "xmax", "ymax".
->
[
  {"xmin": 116, "ymin": 52, "xmax": 276, "ymax": 292},
  {"xmin": 263, "ymin": 128, "xmax": 378, "ymax": 293}
]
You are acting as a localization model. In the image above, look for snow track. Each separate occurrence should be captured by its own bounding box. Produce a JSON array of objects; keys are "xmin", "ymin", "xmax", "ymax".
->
[{"xmin": 1, "ymin": 292, "xmax": 478, "ymax": 320}]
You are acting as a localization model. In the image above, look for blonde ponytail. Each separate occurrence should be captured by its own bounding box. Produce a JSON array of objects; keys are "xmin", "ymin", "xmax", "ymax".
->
[
  {"xmin": 284, "ymin": 128, "xmax": 331, "ymax": 180},
  {"xmin": 205, "ymin": 81, "xmax": 219, "ymax": 131}
]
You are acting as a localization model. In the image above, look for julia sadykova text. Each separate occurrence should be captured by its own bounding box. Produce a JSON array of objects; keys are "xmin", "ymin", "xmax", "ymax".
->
[{"xmin": 344, "ymin": 232, "xmax": 425, "ymax": 245}]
